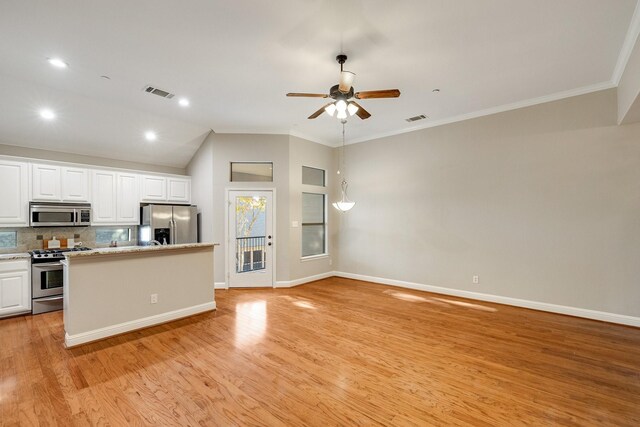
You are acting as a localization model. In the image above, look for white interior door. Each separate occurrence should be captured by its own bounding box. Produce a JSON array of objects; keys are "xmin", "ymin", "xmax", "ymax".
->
[{"xmin": 228, "ymin": 190, "xmax": 274, "ymax": 288}]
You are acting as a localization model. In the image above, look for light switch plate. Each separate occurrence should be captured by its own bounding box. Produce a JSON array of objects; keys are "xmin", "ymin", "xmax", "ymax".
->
[{"xmin": 292, "ymin": 221, "xmax": 299, "ymax": 227}]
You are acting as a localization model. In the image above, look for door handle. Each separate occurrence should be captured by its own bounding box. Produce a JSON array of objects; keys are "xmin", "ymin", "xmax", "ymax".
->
[{"xmin": 37, "ymin": 296, "xmax": 63, "ymax": 302}]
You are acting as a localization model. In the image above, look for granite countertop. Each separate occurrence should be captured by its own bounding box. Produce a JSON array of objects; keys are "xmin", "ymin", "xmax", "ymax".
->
[
  {"xmin": 65, "ymin": 243, "xmax": 218, "ymax": 258},
  {"xmin": 0, "ymin": 253, "xmax": 30, "ymax": 261}
]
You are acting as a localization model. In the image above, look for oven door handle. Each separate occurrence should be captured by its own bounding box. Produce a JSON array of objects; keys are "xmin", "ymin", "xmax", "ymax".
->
[
  {"xmin": 33, "ymin": 263, "xmax": 63, "ymax": 270},
  {"xmin": 36, "ymin": 296, "xmax": 63, "ymax": 302}
]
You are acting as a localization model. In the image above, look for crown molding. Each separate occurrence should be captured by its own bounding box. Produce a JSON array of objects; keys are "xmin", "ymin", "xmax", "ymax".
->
[
  {"xmin": 346, "ymin": 80, "xmax": 616, "ymax": 146},
  {"xmin": 612, "ymin": 0, "xmax": 640, "ymax": 85}
]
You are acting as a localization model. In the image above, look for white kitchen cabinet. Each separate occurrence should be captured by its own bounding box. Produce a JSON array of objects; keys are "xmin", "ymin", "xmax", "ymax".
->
[
  {"xmin": 141, "ymin": 175, "xmax": 191, "ymax": 203},
  {"xmin": 91, "ymin": 170, "xmax": 117, "ymax": 224},
  {"xmin": 0, "ymin": 160, "xmax": 29, "ymax": 227},
  {"xmin": 140, "ymin": 175, "xmax": 167, "ymax": 202},
  {"xmin": 116, "ymin": 173, "xmax": 139, "ymax": 224},
  {"xmin": 32, "ymin": 164, "xmax": 61, "ymax": 201},
  {"xmin": 0, "ymin": 260, "xmax": 30, "ymax": 318},
  {"xmin": 92, "ymin": 171, "xmax": 139, "ymax": 225},
  {"xmin": 167, "ymin": 177, "xmax": 191, "ymax": 203},
  {"xmin": 61, "ymin": 167, "xmax": 90, "ymax": 202}
]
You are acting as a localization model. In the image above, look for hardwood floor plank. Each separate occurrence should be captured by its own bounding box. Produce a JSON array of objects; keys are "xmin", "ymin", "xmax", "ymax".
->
[{"xmin": 1, "ymin": 277, "xmax": 639, "ymax": 426}]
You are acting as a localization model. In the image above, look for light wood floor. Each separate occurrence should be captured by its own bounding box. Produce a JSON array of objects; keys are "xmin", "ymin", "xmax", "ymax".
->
[{"xmin": 1, "ymin": 277, "xmax": 639, "ymax": 426}]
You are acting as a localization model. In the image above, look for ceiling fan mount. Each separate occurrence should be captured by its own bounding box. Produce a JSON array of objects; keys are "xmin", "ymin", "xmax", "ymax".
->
[
  {"xmin": 329, "ymin": 84, "xmax": 354, "ymax": 100},
  {"xmin": 286, "ymin": 53, "xmax": 400, "ymax": 120}
]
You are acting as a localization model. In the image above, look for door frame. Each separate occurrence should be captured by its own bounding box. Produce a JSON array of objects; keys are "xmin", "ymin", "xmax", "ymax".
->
[{"xmin": 224, "ymin": 188, "xmax": 277, "ymax": 289}]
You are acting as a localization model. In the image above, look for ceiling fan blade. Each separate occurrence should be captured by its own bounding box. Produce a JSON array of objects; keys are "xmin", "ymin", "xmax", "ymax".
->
[
  {"xmin": 350, "ymin": 101, "xmax": 371, "ymax": 120},
  {"xmin": 286, "ymin": 93, "xmax": 329, "ymax": 98},
  {"xmin": 354, "ymin": 89, "xmax": 401, "ymax": 99},
  {"xmin": 308, "ymin": 103, "xmax": 333, "ymax": 119},
  {"xmin": 338, "ymin": 71, "xmax": 356, "ymax": 93}
]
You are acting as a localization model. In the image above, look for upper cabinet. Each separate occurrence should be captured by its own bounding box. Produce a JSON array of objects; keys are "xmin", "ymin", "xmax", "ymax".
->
[
  {"xmin": 167, "ymin": 177, "xmax": 191, "ymax": 203},
  {"xmin": 61, "ymin": 167, "xmax": 90, "ymax": 202},
  {"xmin": 141, "ymin": 175, "xmax": 191, "ymax": 203},
  {"xmin": 0, "ymin": 156, "xmax": 191, "ymax": 229},
  {"xmin": 91, "ymin": 171, "xmax": 140, "ymax": 225},
  {"xmin": 141, "ymin": 175, "xmax": 167, "ymax": 202},
  {"xmin": 31, "ymin": 164, "xmax": 61, "ymax": 201},
  {"xmin": 91, "ymin": 170, "xmax": 117, "ymax": 224},
  {"xmin": 32, "ymin": 164, "xmax": 90, "ymax": 202},
  {"xmin": 0, "ymin": 160, "xmax": 29, "ymax": 227},
  {"xmin": 116, "ymin": 173, "xmax": 140, "ymax": 224}
]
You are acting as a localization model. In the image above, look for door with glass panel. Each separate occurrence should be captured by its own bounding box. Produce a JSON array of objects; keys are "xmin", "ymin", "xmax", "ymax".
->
[{"xmin": 228, "ymin": 190, "xmax": 274, "ymax": 288}]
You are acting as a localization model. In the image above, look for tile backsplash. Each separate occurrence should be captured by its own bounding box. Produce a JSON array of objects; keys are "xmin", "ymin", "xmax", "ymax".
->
[{"xmin": 0, "ymin": 226, "xmax": 138, "ymax": 254}]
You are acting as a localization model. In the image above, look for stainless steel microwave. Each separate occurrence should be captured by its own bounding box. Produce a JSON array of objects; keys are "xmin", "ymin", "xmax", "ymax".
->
[{"xmin": 29, "ymin": 202, "xmax": 91, "ymax": 227}]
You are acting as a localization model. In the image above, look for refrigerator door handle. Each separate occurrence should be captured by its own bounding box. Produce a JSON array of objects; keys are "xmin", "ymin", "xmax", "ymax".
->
[{"xmin": 171, "ymin": 219, "xmax": 177, "ymax": 244}]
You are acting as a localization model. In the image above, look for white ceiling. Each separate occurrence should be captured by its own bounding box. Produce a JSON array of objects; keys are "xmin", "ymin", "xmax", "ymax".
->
[{"xmin": 0, "ymin": 0, "xmax": 637, "ymax": 168}]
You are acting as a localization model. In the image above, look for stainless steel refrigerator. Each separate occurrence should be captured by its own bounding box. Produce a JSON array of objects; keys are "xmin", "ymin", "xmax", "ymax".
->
[{"xmin": 140, "ymin": 204, "xmax": 198, "ymax": 245}]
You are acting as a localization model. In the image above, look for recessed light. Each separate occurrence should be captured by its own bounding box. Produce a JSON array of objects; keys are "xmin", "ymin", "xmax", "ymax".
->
[
  {"xmin": 47, "ymin": 58, "xmax": 68, "ymax": 69},
  {"xmin": 432, "ymin": 88, "xmax": 440, "ymax": 93},
  {"xmin": 39, "ymin": 109, "xmax": 56, "ymax": 120},
  {"xmin": 178, "ymin": 98, "xmax": 190, "ymax": 107},
  {"xmin": 100, "ymin": 75, "xmax": 111, "ymax": 80},
  {"xmin": 144, "ymin": 131, "xmax": 157, "ymax": 141}
]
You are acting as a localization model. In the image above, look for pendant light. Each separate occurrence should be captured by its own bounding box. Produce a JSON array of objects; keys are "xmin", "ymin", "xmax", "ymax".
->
[{"xmin": 333, "ymin": 120, "xmax": 355, "ymax": 212}]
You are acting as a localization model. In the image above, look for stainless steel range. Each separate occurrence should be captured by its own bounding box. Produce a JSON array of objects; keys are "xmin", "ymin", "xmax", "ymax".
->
[{"xmin": 30, "ymin": 247, "xmax": 92, "ymax": 314}]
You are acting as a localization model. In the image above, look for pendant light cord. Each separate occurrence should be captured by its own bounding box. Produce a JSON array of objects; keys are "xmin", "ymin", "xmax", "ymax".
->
[{"xmin": 340, "ymin": 120, "xmax": 346, "ymax": 181}]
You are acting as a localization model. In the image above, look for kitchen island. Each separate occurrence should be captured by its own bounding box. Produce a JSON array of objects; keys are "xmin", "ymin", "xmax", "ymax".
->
[{"xmin": 63, "ymin": 243, "xmax": 217, "ymax": 347}]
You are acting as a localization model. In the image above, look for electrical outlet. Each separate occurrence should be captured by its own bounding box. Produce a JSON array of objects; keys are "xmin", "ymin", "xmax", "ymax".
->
[
  {"xmin": 329, "ymin": 258, "xmax": 333, "ymax": 266},
  {"xmin": 472, "ymin": 275, "xmax": 479, "ymax": 284},
  {"xmin": 150, "ymin": 294, "xmax": 158, "ymax": 304}
]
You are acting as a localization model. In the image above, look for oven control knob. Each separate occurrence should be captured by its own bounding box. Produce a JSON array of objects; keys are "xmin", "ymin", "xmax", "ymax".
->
[{"xmin": 44, "ymin": 254, "xmax": 49, "ymax": 257}]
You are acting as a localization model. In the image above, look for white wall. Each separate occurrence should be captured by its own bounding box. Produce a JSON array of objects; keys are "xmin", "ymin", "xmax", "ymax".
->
[
  {"xmin": 188, "ymin": 132, "xmax": 337, "ymax": 285},
  {"xmin": 0, "ymin": 143, "xmax": 186, "ymax": 175},
  {"xmin": 187, "ymin": 132, "xmax": 214, "ymax": 243},
  {"xmin": 618, "ymin": 28, "xmax": 640, "ymax": 124},
  {"xmin": 288, "ymin": 136, "xmax": 337, "ymax": 281},
  {"xmin": 337, "ymin": 89, "xmax": 640, "ymax": 318},
  {"xmin": 210, "ymin": 133, "xmax": 291, "ymax": 283}
]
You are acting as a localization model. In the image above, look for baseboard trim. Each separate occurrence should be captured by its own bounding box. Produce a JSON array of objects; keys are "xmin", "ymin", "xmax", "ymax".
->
[
  {"xmin": 64, "ymin": 301, "xmax": 217, "ymax": 348},
  {"xmin": 333, "ymin": 271, "xmax": 640, "ymax": 327},
  {"xmin": 214, "ymin": 282, "xmax": 227, "ymax": 290},
  {"xmin": 275, "ymin": 271, "xmax": 334, "ymax": 288}
]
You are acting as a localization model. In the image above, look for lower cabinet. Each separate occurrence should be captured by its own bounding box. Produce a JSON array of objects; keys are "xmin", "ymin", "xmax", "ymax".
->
[{"xmin": 0, "ymin": 259, "xmax": 31, "ymax": 318}]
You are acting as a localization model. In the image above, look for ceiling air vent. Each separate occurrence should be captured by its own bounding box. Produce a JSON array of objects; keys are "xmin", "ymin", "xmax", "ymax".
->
[
  {"xmin": 405, "ymin": 114, "xmax": 428, "ymax": 123},
  {"xmin": 143, "ymin": 85, "xmax": 175, "ymax": 99}
]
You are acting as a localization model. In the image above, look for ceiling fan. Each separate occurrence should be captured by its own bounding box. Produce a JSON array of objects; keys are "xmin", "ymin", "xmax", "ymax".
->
[{"xmin": 286, "ymin": 54, "xmax": 400, "ymax": 120}]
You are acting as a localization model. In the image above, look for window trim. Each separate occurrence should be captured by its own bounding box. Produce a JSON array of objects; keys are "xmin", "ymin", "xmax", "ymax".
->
[
  {"xmin": 230, "ymin": 161, "xmax": 274, "ymax": 182},
  {"xmin": 95, "ymin": 227, "xmax": 133, "ymax": 244},
  {"xmin": 302, "ymin": 165, "xmax": 326, "ymax": 187},
  {"xmin": 301, "ymin": 192, "xmax": 328, "ymax": 259}
]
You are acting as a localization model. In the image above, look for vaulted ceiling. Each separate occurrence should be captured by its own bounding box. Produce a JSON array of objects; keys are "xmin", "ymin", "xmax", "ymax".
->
[{"xmin": 0, "ymin": 0, "xmax": 637, "ymax": 168}]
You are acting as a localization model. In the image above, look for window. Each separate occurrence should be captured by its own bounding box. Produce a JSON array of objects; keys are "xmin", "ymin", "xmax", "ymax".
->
[
  {"xmin": 230, "ymin": 162, "xmax": 273, "ymax": 182},
  {"xmin": 95, "ymin": 228, "xmax": 132, "ymax": 244},
  {"xmin": 301, "ymin": 193, "xmax": 326, "ymax": 257},
  {"xmin": 0, "ymin": 231, "xmax": 17, "ymax": 249},
  {"xmin": 302, "ymin": 166, "xmax": 325, "ymax": 186}
]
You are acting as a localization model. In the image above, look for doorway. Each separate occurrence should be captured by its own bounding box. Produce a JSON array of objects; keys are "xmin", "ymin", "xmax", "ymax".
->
[{"xmin": 227, "ymin": 190, "xmax": 274, "ymax": 288}]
